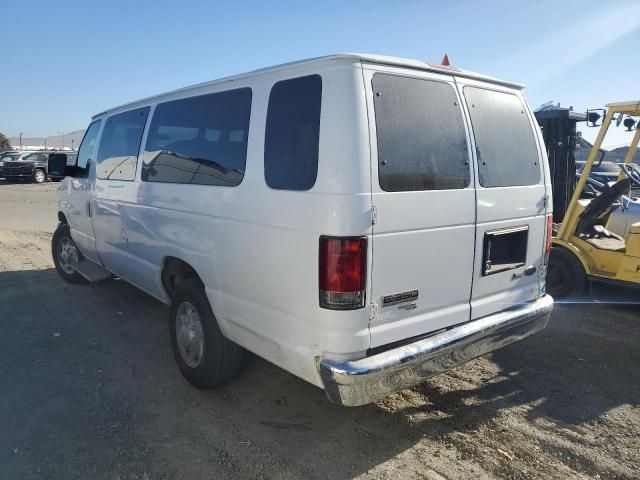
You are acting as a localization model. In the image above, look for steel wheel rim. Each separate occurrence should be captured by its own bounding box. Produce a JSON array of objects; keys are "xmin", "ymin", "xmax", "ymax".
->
[
  {"xmin": 175, "ymin": 301, "xmax": 204, "ymax": 368},
  {"xmin": 57, "ymin": 236, "xmax": 78, "ymax": 274},
  {"xmin": 35, "ymin": 170, "xmax": 45, "ymax": 182}
]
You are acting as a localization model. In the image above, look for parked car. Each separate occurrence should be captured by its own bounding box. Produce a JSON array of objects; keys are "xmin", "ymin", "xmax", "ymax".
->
[
  {"xmin": 576, "ymin": 160, "xmax": 622, "ymax": 184},
  {"xmin": 2, "ymin": 150, "xmax": 76, "ymax": 183},
  {"xmin": 577, "ymin": 159, "xmax": 640, "ymax": 197},
  {"xmin": 0, "ymin": 151, "xmax": 21, "ymax": 176},
  {"xmin": 48, "ymin": 54, "xmax": 554, "ymax": 406}
]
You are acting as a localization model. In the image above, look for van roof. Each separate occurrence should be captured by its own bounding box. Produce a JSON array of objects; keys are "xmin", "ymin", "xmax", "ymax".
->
[{"xmin": 93, "ymin": 53, "xmax": 523, "ymax": 118}]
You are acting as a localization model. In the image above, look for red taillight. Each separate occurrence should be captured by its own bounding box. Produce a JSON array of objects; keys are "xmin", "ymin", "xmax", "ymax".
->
[
  {"xmin": 319, "ymin": 236, "xmax": 367, "ymax": 310},
  {"xmin": 544, "ymin": 214, "xmax": 553, "ymax": 264}
]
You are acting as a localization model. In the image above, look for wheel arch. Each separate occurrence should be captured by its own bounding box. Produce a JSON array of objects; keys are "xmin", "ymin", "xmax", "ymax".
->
[{"xmin": 161, "ymin": 256, "xmax": 204, "ymax": 299}]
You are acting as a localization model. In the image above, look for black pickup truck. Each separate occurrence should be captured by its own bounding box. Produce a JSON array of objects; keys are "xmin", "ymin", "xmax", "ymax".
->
[{"xmin": 0, "ymin": 151, "xmax": 77, "ymax": 183}]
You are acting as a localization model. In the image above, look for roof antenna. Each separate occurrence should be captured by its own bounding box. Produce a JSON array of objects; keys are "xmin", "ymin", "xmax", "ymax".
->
[{"xmin": 441, "ymin": 54, "xmax": 451, "ymax": 66}]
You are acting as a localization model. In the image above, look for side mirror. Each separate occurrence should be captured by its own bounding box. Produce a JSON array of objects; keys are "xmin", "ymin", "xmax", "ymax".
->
[{"xmin": 48, "ymin": 154, "xmax": 74, "ymax": 177}]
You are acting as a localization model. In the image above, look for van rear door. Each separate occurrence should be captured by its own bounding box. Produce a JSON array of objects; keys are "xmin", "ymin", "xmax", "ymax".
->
[
  {"xmin": 456, "ymin": 78, "xmax": 549, "ymax": 319},
  {"xmin": 363, "ymin": 65, "xmax": 476, "ymax": 348}
]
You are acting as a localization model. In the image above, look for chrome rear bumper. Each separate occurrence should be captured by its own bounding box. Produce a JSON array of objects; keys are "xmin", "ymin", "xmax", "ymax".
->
[{"xmin": 318, "ymin": 295, "xmax": 554, "ymax": 406}]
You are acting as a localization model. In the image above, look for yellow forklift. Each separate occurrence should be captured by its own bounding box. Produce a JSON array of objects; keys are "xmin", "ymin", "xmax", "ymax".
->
[{"xmin": 547, "ymin": 101, "xmax": 640, "ymax": 298}]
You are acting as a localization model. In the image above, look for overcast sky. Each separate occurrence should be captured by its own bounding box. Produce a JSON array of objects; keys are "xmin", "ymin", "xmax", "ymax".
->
[{"xmin": 2, "ymin": 0, "xmax": 639, "ymax": 148}]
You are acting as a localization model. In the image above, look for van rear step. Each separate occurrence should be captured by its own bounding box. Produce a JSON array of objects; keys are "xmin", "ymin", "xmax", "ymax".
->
[{"xmin": 73, "ymin": 259, "xmax": 112, "ymax": 282}]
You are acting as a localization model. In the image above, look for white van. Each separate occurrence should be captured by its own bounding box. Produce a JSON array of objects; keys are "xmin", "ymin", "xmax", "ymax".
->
[{"xmin": 49, "ymin": 54, "xmax": 554, "ymax": 406}]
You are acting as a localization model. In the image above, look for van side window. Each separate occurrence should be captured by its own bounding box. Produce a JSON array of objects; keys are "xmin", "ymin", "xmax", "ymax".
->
[
  {"xmin": 464, "ymin": 87, "xmax": 540, "ymax": 187},
  {"xmin": 96, "ymin": 107, "xmax": 149, "ymax": 181},
  {"xmin": 142, "ymin": 88, "xmax": 252, "ymax": 186},
  {"xmin": 76, "ymin": 120, "xmax": 102, "ymax": 175},
  {"xmin": 373, "ymin": 74, "xmax": 470, "ymax": 191},
  {"xmin": 264, "ymin": 75, "xmax": 322, "ymax": 191}
]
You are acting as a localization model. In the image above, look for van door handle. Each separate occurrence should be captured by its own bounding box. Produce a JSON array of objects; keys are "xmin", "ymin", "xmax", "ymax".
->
[{"xmin": 523, "ymin": 266, "xmax": 537, "ymax": 276}]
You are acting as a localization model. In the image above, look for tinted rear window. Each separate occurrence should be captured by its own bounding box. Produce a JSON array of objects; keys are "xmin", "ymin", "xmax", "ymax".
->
[
  {"xmin": 264, "ymin": 75, "xmax": 322, "ymax": 191},
  {"xmin": 464, "ymin": 87, "xmax": 540, "ymax": 187},
  {"xmin": 142, "ymin": 88, "xmax": 252, "ymax": 186},
  {"xmin": 373, "ymin": 74, "xmax": 470, "ymax": 192},
  {"xmin": 97, "ymin": 107, "xmax": 150, "ymax": 181}
]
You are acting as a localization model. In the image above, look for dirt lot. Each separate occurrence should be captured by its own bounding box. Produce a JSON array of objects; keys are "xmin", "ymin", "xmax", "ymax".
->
[{"xmin": 0, "ymin": 179, "xmax": 638, "ymax": 480}]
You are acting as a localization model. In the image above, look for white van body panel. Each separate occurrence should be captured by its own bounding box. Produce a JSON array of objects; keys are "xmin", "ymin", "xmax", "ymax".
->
[
  {"xmin": 57, "ymin": 54, "xmax": 551, "ymax": 391},
  {"xmin": 361, "ymin": 63, "xmax": 477, "ymax": 348},
  {"xmin": 62, "ymin": 176, "xmax": 100, "ymax": 262},
  {"xmin": 454, "ymin": 77, "xmax": 551, "ymax": 319},
  {"xmin": 61, "ymin": 123, "xmax": 104, "ymax": 264},
  {"xmin": 87, "ymin": 60, "xmax": 373, "ymax": 386}
]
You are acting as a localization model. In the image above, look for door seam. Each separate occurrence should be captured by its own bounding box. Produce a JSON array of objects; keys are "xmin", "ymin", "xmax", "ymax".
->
[
  {"xmin": 453, "ymin": 75, "xmax": 478, "ymax": 322},
  {"xmin": 360, "ymin": 60, "xmax": 375, "ymax": 347}
]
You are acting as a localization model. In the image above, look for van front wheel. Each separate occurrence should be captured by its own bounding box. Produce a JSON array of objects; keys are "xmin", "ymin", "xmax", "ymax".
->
[
  {"xmin": 547, "ymin": 247, "xmax": 586, "ymax": 299},
  {"xmin": 51, "ymin": 224, "xmax": 87, "ymax": 284},
  {"xmin": 169, "ymin": 278, "xmax": 244, "ymax": 389}
]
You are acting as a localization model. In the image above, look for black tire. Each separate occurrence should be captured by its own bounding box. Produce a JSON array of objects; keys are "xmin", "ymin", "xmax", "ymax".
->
[
  {"xmin": 547, "ymin": 247, "xmax": 587, "ymax": 299},
  {"xmin": 169, "ymin": 278, "xmax": 244, "ymax": 389},
  {"xmin": 33, "ymin": 168, "xmax": 47, "ymax": 184},
  {"xmin": 51, "ymin": 223, "xmax": 87, "ymax": 284}
]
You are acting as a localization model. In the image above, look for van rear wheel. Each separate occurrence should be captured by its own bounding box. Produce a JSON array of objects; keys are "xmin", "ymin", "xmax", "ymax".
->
[
  {"xmin": 169, "ymin": 278, "xmax": 244, "ymax": 389},
  {"xmin": 547, "ymin": 247, "xmax": 586, "ymax": 299}
]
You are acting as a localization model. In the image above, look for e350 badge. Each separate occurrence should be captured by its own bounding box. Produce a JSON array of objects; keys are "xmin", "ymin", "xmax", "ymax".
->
[{"xmin": 382, "ymin": 290, "xmax": 418, "ymax": 310}]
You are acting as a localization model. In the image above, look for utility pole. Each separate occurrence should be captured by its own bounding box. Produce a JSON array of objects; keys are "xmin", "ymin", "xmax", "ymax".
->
[{"xmin": 19, "ymin": 132, "xmax": 23, "ymax": 150}]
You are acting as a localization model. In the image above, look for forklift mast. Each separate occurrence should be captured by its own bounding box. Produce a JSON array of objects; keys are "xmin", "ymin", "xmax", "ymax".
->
[{"xmin": 534, "ymin": 103, "xmax": 587, "ymax": 223}]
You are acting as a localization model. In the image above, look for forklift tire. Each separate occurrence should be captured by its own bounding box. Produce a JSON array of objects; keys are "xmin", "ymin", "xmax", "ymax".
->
[{"xmin": 547, "ymin": 247, "xmax": 587, "ymax": 299}]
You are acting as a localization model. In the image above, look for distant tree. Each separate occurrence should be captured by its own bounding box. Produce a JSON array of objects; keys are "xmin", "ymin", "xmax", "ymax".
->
[{"xmin": 0, "ymin": 132, "xmax": 11, "ymax": 151}]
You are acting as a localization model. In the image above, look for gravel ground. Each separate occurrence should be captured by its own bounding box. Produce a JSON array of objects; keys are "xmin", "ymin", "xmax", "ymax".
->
[{"xmin": 0, "ymin": 179, "xmax": 638, "ymax": 480}]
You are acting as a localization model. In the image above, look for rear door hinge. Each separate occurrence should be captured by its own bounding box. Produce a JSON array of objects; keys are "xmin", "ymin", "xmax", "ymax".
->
[
  {"xmin": 371, "ymin": 206, "xmax": 378, "ymax": 225},
  {"xmin": 369, "ymin": 303, "xmax": 378, "ymax": 322},
  {"xmin": 543, "ymin": 195, "xmax": 550, "ymax": 209}
]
